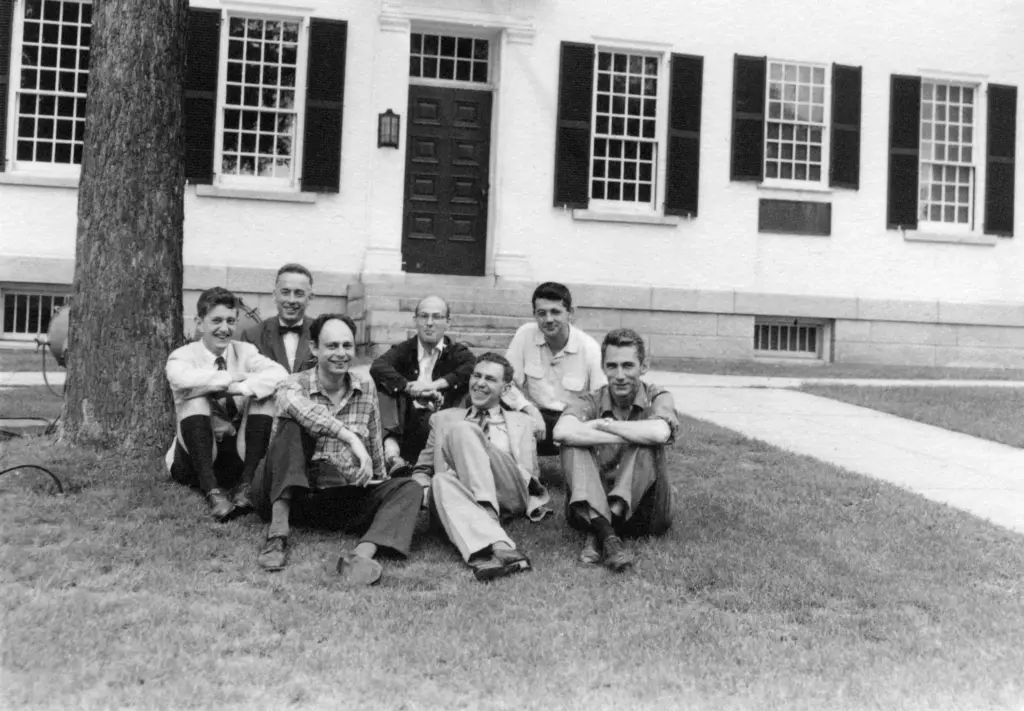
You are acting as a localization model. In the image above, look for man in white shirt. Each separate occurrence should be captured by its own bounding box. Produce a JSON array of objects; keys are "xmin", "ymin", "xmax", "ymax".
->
[{"xmin": 503, "ymin": 282, "xmax": 606, "ymax": 454}]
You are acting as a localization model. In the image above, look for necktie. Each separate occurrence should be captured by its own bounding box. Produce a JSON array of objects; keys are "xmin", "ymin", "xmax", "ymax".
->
[
  {"xmin": 280, "ymin": 324, "xmax": 302, "ymax": 335},
  {"xmin": 214, "ymin": 356, "xmax": 239, "ymax": 421},
  {"xmin": 476, "ymin": 408, "xmax": 490, "ymax": 437}
]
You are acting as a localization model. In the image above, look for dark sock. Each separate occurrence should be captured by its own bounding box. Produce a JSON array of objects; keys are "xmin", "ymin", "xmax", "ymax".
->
[
  {"xmin": 179, "ymin": 415, "xmax": 216, "ymax": 493},
  {"xmin": 241, "ymin": 414, "xmax": 273, "ymax": 484},
  {"xmin": 590, "ymin": 514, "xmax": 616, "ymax": 543}
]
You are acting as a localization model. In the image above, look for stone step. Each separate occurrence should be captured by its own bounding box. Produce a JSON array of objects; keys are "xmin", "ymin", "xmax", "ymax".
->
[
  {"xmin": 364, "ymin": 310, "xmax": 524, "ymax": 331},
  {"xmin": 354, "ymin": 281, "xmax": 536, "ymax": 304},
  {"xmin": 352, "ymin": 296, "xmax": 533, "ymax": 320}
]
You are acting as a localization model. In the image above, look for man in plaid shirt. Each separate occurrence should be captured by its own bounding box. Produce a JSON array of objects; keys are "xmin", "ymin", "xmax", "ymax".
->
[{"xmin": 252, "ymin": 313, "xmax": 422, "ymax": 585}]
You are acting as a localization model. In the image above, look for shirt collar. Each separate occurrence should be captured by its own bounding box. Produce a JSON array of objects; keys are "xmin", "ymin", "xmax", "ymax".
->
[
  {"xmin": 417, "ymin": 337, "xmax": 445, "ymax": 361},
  {"xmin": 309, "ymin": 368, "xmax": 363, "ymax": 397},
  {"xmin": 530, "ymin": 324, "xmax": 579, "ymax": 354},
  {"xmin": 467, "ymin": 404, "xmax": 503, "ymax": 419},
  {"xmin": 201, "ymin": 343, "xmax": 226, "ymax": 365},
  {"xmin": 598, "ymin": 380, "xmax": 650, "ymax": 416}
]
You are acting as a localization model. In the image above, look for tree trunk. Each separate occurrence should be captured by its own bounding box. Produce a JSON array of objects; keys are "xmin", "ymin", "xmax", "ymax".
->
[{"xmin": 64, "ymin": 0, "xmax": 187, "ymax": 453}]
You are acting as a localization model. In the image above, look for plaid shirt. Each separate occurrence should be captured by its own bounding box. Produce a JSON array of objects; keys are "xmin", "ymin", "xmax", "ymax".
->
[{"xmin": 275, "ymin": 367, "xmax": 386, "ymax": 481}]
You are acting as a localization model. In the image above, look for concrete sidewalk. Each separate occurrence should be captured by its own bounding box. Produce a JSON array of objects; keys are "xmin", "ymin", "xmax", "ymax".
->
[{"xmin": 656, "ymin": 378, "xmax": 1024, "ymax": 536}]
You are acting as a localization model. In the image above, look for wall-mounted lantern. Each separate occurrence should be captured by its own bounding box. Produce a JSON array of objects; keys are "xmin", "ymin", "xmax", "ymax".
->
[{"xmin": 378, "ymin": 109, "xmax": 401, "ymax": 149}]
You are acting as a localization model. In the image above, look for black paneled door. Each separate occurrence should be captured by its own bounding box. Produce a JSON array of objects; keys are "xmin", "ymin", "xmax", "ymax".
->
[{"xmin": 402, "ymin": 85, "xmax": 492, "ymax": 275}]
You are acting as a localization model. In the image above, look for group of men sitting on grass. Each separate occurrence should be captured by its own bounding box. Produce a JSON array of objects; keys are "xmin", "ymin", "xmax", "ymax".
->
[{"xmin": 164, "ymin": 263, "xmax": 679, "ymax": 585}]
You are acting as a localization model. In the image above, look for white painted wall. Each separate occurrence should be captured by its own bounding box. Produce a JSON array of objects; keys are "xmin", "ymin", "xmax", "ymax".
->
[{"xmin": 1, "ymin": 0, "xmax": 1022, "ymax": 306}]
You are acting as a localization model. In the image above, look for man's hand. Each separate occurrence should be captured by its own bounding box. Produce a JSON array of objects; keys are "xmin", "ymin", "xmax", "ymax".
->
[
  {"xmin": 406, "ymin": 381, "xmax": 431, "ymax": 397},
  {"xmin": 348, "ymin": 436, "xmax": 375, "ymax": 487}
]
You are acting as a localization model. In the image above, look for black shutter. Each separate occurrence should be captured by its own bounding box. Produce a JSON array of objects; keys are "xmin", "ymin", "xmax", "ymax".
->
[
  {"xmin": 553, "ymin": 42, "xmax": 594, "ymax": 208},
  {"xmin": 0, "ymin": 0, "xmax": 15, "ymax": 172},
  {"xmin": 730, "ymin": 55, "xmax": 766, "ymax": 181},
  {"xmin": 886, "ymin": 75, "xmax": 921, "ymax": 229},
  {"xmin": 301, "ymin": 19, "xmax": 347, "ymax": 193},
  {"xmin": 830, "ymin": 64, "xmax": 861, "ymax": 189},
  {"xmin": 984, "ymin": 84, "xmax": 1016, "ymax": 237},
  {"xmin": 184, "ymin": 8, "xmax": 221, "ymax": 184},
  {"xmin": 664, "ymin": 54, "xmax": 703, "ymax": 217}
]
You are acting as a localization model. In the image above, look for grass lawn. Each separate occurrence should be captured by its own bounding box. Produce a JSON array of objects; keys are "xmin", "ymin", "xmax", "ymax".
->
[
  {"xmin": 800, "ymin": 385, "xmax": 1024, "ymax": 449},
  {"xmin": 2, "ymin": 418, "xmax": 1023, "ymax": 710},
  {"xmin": 651, "ymin": 356, "xmax": 1024, "ymax": 381},
  {"xmin": 0, "ymin": 347, "xmax": 55, "ymax": 374},
  {"xmin": 0, "ymin": 385, "xmax": 64, "ymax": 425}
]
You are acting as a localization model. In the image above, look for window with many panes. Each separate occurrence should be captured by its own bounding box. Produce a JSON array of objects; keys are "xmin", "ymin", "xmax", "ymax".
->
[
  {"xmin": 764, "ymin": 60, "xmax": 828, "ymax": 184},
  {"xmin": 216, "ymin": 15, "xmax": 305, "ymax": 188},
  {"xmin": 409, "ymin": 33, "xmax": 490, "ymax": 84},
  {"xmin": 590, "ymin": 50, "xmax": 661, "ymax": 208},
  {"xmin": 919, "ymin": 80, "xmax": 977, "ymax": 227},
  {"xmin": 11, "ymin": 0, "xmax": 90, "ymax": 172}
]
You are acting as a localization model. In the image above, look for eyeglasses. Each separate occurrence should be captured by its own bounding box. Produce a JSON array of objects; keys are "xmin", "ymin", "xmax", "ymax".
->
[{"xmin": 416, "ymin": 312, "xmax": 447, "ymax": 323}]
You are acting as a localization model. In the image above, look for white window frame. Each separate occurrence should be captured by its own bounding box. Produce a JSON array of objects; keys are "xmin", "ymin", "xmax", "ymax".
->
[
  {"xmin": 407, "ymin": 28, "xmax": 496, "ymax": 90},
  {"xmin": 4, "ymin": 0, "xmax": 92, "ymax": 179},
  {"xmin": 916, "ymin": 74, "xmax": 987, "ymax": 236},
  {"xmin": 212, "ymin": 9, "xmax": 309, "ymax": 192},
  {"xmin": 760, "ymin": 58, "xmax": 831, "ymax": 191},
  {"xmin": 587, "ymin": 40, "xmax": 670, "ymax": 216},
  {"xmin": 1, "ymin": 287, "xmax": 70, "ymax": 340}
]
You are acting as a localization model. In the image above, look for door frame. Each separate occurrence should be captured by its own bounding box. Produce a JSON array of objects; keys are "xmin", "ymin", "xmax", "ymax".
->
[{"xmin": 403, "ymin": 23, "xmax": 503, "ymax": 277}]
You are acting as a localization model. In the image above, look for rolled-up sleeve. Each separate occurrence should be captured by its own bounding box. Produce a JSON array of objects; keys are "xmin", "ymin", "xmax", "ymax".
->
[
  {"xmin": 562, "ymin": 390, "xmax": 599, "ymax": 424},
  {"xmin": 648, "ymin": 388, "xmax": 679, "ymax": 445}
]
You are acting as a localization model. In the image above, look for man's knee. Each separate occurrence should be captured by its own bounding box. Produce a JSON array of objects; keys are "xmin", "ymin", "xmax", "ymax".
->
[
  {"xmin": 248, "ymin": 397, "xmax": 276, "ymax": 417},
  {"xmin": 177, "ymin": 397, "xmax": 212, "ymax": 419}
]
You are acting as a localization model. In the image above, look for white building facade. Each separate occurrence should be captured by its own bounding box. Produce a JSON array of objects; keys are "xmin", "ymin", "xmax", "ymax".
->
[{"xmin": 1, "ymin": 0, "xmax": 1021, "ymax": 366}]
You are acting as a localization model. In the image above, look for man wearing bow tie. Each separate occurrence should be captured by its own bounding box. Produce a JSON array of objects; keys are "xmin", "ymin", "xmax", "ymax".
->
[
  {"xmin": 240, "ymin": 263, "xmax": 318, "ymax": 375},
  {"xmin": 411, "ymin": 352, "xmax": 551, "ymax": 582}
]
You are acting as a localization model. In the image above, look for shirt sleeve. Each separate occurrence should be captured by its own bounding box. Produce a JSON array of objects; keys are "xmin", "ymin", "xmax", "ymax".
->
[
  {"xmin": 585, "ymin": 336, "xmax": 608, "ymax": 390},
  {"xmin": 165, "ymin": 348, "xmax": 231, "ymax": 399},
  {"xmin": 562, "ymin": 390, "xmax": 599, "ymax": 423},
  {"xmin": 240, "ymin": 345, "xmax": 289, "ymax": 399},
  {"xmin": 647, "ymin": 386, "xmax": 680, "ymax": 445},
  {"xmin": 501, "ymin": 326, "xmax": 531, "ymax": 411},
  {"xmin": 275, "ymin": 376, "xmax": 349, "ymax": 440},
  {"xmin": 363, "ymin": 379, "xmax": 387, "ymax": 480},
  {"xmin": 369, "ymin": 342, "xmax": 409, "ymax": 396}
]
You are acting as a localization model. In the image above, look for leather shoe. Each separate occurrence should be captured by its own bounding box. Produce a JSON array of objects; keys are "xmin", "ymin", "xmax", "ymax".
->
[
  {"xmin": 386, "ymin": 456, "xmax": 411, "ymax": 478},
  {"xmin": 206, "ymin": 488, "xmax": 235, "ymax": 522},
  {"xmin": 602, "ymin": 535, "xmax": 634, "ymax": 572},
  {"xmin": 257, "ymin": 535, "xmax": 288, "ymax": 571},
  {"xmin": 492, "ymin": 547, "xmax": 531, "ymax": 574},
  {"xmin": 579, "ymin": 534, "xmax": 602, "ymax": 565},
  {"xmin": 230, "ymin": 483, "xmax": 254, "ymax": 513},
  {"xmin": 336, "ymin": 552, "xmax": 383, "ymax": 586}
]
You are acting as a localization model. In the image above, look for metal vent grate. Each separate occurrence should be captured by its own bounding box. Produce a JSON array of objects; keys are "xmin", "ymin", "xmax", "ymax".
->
[{"xmin": 754, "ymin": 320, "xmax": 821, "ymax": 358}]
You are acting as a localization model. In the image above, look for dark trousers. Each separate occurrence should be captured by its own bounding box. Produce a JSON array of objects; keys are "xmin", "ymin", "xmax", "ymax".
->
[
  {"xmin": 170, "ymin": 435, "xmax": 243, "ymax": 493},
  {"xmin": 537, "ymin": 407, "xmax": 562, "ymax": 456},
  {"xmin": 562, "ymin": 444, "xmax": 673, "ymax": 538},
  {"xmin": 252, "ymin": 419, "xmax": 421, "ymax": 557},
  {"xmin": 378, "ymin": 391, "xmax": 434, "ymax": 463}
]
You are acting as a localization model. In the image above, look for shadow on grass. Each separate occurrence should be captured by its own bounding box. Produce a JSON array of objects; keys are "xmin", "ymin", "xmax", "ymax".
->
[{"xmin": 2, "ymin": 420, "xmax": 1023, "ymax": 711}]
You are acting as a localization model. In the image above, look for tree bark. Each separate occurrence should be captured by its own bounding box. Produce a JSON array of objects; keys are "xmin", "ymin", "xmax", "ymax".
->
[{"xmin": 64, "ymin": 0, "xmax": 187, "ymax": 453}]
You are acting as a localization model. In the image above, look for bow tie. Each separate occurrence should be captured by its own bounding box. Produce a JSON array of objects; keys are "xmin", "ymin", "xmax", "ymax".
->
[{"xmin": 280, "ymin": 324, "xmax": 302, "ymax": 335}]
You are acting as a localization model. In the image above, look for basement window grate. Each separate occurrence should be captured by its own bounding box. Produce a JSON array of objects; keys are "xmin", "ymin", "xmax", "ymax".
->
[
  {"xmin": 753, "ymin": 319, "xmax": 821, "ymax": 358},
  {"xmin": 2, "ymin": 291, "xmax": 69, "ymax": 338}
]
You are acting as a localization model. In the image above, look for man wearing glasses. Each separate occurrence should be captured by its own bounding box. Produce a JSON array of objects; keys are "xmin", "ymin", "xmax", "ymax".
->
[{"xmin": 370, "ymin": 295, "xmax": 477, "ymax": 478}]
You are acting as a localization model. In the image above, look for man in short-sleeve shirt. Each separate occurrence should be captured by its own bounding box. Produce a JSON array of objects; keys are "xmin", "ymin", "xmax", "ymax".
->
[
  {"xmin": 553, "ymin": 328, "xmax": 678, "ymax": 573},
  {"xmin": 503, "ymin": 282, "xmax": 606, "ymax": 454}
]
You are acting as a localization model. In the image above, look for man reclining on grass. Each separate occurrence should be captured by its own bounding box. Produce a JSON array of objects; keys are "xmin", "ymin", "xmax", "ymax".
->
[
  {"xmin": 553, "ymin": 328, "xmax": 677, "ymax": 573},
  {"xmin": 412, "ymin": 352, "xmax": 551, "ymax": 582},
  {"xmin": 252, "ymin": 314, "xmax": 422, "ymax": 586},
  {"xmin": 165, "ymin": 287, "xmax": 288, "ymax": 522}
]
